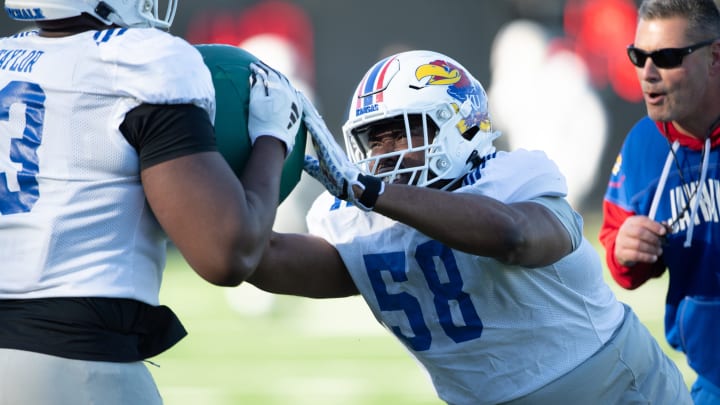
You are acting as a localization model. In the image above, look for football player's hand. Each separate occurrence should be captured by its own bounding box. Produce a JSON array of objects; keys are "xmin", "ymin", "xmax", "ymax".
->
[
  {"xmin": 614, "ymin": 215, "xmax": 668, "ymax": 266},
  {"xmin": 248, "ymin": 61, "xmax": 301, "ymax": 156},
  {"xmin": 300, "ymin": 93, "xmax": 384, "ymax": 211}
]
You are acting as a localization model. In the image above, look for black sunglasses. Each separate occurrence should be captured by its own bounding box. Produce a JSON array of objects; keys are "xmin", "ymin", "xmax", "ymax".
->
[{"xmin": 627, "ymin": 38, "xmax": 716, "ymax": 68}]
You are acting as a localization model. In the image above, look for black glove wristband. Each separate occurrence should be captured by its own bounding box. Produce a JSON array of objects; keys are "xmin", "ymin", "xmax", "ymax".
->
[{"xmin": 356, "ymin": 174, "xmax": 384, "ymax": 211}]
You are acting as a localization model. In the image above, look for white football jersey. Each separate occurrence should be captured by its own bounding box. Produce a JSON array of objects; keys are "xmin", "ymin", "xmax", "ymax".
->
[
  {"xmin": 0, "ymin": 29, "xmax": 215, "ymax": 305},
  {"xmin": 307, "ymin": 149, "xmax": 625, "ymax": 405}
]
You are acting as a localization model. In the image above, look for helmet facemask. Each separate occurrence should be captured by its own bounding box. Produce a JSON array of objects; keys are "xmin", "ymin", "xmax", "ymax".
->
[
  {"xmin": 348, "ymin": 113, "xmax": 439, "ymax": 188},
  {"xmin": 348, "ymin": 109, "xmax": 498, "ymax": 190}
]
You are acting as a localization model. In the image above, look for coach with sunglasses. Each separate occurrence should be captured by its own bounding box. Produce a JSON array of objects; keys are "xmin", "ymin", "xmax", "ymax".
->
[{"xmin": 599, "ymin": 0, "xmax": 720, "ymax": 403}]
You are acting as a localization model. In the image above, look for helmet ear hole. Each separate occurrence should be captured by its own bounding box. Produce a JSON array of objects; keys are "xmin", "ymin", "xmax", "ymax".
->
[
  {"xmin": 418, "ymin": 115, "xmax": 439, "ymax": 141},
  {"xmin": 462, "ymin": 126, "xmax": 479, "ymax": 141}
]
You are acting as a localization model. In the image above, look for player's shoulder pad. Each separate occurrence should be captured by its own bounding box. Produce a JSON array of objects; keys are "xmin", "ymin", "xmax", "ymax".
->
[
  {"xmin": 98, "ymin": 28, "xmax": 215, "ymax": 115},
  {"xmin": 464, "ymin": 149, "xmax": 567, "ymax": 202}
]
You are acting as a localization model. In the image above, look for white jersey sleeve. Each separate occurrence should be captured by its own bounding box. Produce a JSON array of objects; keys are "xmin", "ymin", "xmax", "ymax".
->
[
  {"xmin": 98, "ymin": 28, "xmax": 216, "ymax": 121},
  {"xmin": 306, "ymin": 149, "xmax": 624, "ymax": 404},
  {"xmin": 0, "ymin": 29, "xmax": 215, "ymax": 305}
]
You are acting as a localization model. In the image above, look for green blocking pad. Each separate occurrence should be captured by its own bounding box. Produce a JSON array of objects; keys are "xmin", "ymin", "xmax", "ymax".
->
[{"xmin": 195, "ymin": 44, "xmax": 307, "ymax": 204}]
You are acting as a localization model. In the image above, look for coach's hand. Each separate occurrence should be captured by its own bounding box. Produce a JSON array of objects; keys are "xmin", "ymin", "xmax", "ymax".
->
[{"xmin": 614, "ymin": 215, "xmax": 667, "ymax": 266}]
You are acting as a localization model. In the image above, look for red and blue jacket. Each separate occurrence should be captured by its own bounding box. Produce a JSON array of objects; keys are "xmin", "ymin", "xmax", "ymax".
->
[{"xmin": 600, "ymin": 116, "xmax": 720, "ymax": 387}]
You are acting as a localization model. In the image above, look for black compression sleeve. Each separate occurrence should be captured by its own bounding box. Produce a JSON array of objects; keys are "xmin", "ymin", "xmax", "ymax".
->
[{"xmin": 120, "ymin": 103, "xmax": 218, "ymax": 171}]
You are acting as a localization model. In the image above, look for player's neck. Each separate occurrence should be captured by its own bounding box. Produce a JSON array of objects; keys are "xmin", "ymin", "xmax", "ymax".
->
[{"xmin": 37, "ymin": 14, "xmax": 114, "ymax": 37}]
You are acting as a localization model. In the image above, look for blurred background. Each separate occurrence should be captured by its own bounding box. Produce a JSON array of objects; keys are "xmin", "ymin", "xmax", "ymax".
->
[
  {"xmin": 0, "ymin": 0, "xmax": 650, "ymax": 215},
  {"xmin": 0, "ymin": 1, "xmax": 696, "ymax": 403}
]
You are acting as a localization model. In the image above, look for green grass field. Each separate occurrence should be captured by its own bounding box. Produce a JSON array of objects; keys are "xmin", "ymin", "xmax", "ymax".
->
[
  {"xmin": 150, "ymin": 251, "xmax": 442, "ymax": 405},
  {"xmin": 149, "ymin": 211, "xmax": 695, "ymax": 404}
]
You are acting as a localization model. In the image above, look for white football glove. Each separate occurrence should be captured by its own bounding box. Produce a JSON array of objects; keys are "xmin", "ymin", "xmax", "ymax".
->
[
  {"xmin": 300, "ymin": 93, "xmax": 384, "ymax": 211},
  {"xmin": 247, "ymin": 61, "xmax": 302, "ymax": 156}
]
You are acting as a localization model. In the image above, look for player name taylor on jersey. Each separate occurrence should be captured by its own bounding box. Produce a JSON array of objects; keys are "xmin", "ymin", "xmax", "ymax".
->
[{"xmin": 0, "ymin": 47, "xmax": 43, "ymax": 72}]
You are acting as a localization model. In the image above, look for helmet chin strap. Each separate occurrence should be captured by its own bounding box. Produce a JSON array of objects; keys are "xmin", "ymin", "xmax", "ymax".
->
[
  {"xmin": 437, "ymin": 177, "xmax": 461, "ymax": 191},
  {"xmin": 439, "ymin": 144, "xmax": 496, "ymax": 191},
  {"xmin": 443, "ymin": 150, "xmax": 483, "ymax": 191},
  {"xmin": 465, "ymin": 150, "xmax": 484, "ymax": 169}
]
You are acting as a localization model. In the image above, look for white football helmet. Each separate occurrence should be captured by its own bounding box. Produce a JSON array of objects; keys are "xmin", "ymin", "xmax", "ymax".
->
[
  {"xmin": 4, "ymin": 0, "xmax": 177, "ymax": 29},
  {"xmin": 343, "ymin": 50, "xmax": 500, "ymax": 189}
]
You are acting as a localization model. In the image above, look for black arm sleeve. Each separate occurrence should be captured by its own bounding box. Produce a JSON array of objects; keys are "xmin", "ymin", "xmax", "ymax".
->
[{"xmin": 120, "ymin": 103, "xmax": 218, "ymax": 171}]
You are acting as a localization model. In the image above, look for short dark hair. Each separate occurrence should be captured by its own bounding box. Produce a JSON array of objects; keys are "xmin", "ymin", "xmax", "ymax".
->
[{"xmin": 638, "ymin": 0, "xmax": 720, "ymax": 41}]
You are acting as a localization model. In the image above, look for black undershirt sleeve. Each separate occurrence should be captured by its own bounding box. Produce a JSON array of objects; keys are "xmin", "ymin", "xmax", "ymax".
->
[{"xmin": 120, "ymin": 103, "xmax": 218, "ymax": 171}]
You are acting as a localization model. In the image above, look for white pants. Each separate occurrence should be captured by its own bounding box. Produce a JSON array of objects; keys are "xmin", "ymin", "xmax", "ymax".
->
[
  {"xmin": 501, "ymin": 306, "xmax": 692, "ymax": 405},
  {"xmin": 0, "ymin": 348, "xmax": 162, "ymax": 405}
]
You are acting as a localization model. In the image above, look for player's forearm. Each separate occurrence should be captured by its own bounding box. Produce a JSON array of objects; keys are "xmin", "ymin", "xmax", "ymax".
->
[
  {"xmin": 372, "ymin": 184, "xmax": 569, "ymax": 266},
  {"xmin": 248, "ymin": 232, "xmax": 359, "ymax": 298},
  {"xmin": 229, "ymin": 138, "xmax": 286, "ymax": 270},
  {"xmin": 239, "ymin": 137, "xmax": 285, "ymax": 227}
]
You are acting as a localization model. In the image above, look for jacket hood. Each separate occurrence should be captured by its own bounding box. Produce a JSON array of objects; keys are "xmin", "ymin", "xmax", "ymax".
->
[{"xmin": 655, "ymin": 119, "xmax": 720, "ymax": 150}]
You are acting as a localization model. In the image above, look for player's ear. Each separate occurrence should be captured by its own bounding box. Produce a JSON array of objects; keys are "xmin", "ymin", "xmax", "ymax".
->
[{"xmin": 710, "ymin": 40, "xmax": 720, "ymax": 75}]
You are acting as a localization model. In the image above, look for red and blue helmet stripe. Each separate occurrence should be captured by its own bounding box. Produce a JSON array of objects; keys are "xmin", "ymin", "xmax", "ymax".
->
[{"xmin": 353, "ymin": 55, "xmax": 398, "ymax": 115}]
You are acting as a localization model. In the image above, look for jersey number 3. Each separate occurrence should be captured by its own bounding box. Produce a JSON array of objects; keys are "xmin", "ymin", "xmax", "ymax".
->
[
  {"xmin": 0, "ymin": 81, "xmax": 44, "ymax": 215},
  {"xmin": 364, "ymin": 240, "xmax": 483, "ymax": 351}
]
